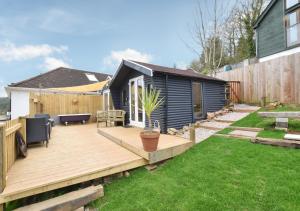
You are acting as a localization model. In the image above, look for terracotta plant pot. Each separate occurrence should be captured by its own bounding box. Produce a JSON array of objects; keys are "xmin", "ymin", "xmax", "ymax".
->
[{"xmin": 140, "ymin": 131, "xmax": 160, "ymax": 152}]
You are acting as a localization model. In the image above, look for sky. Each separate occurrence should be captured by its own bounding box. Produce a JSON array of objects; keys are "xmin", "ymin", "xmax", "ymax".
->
[{"xmin": 0, "ymin": 0, "xmax": 234, "ymax": 97}]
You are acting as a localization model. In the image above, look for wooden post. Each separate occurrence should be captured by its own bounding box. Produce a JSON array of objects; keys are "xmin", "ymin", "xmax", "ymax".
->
[
  {"xmin": 0, "ymin": 123, "xmax": 6, "ymax": 211},
  {"xmin": 189, "ymin": 124, "xmax": 196, "ymax": 145},
  {"xmin": 19, "ymin": 117, "xmax": 27, "ymax": 143}
]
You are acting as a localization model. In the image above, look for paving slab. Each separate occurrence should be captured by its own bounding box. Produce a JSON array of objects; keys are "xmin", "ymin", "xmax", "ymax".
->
[
  {"xmin": 229, "ymin": 130, "xmax": 258, "ymax": 138},
  {"xmin": 284, "ymin": 134, "xmax": 300, "ymax": 141},
  {"xmin": 199, "ymin": 121, "xmax": 231, "ymax": 130},
  {"xmin": 183, "ymin": 128, "xmax": 218, "ymax": 143},
  {"xmin": 215, "ymin": 112, "xmax": 250, "ymax": 122}
]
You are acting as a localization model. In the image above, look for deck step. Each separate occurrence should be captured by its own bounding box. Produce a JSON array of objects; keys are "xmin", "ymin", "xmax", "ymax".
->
[
  {"xmin": 98, "ymin": 127, "xmax": 193, "ymax": 164},
  {"xmin": 14, "ymin": 185, "xmax": 104, "ymax": 211}
]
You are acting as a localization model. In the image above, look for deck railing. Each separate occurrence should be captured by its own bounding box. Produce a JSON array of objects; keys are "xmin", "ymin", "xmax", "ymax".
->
[{"xmin": 0, "ymin": 117, "xmax": 26, "ymax": 193}]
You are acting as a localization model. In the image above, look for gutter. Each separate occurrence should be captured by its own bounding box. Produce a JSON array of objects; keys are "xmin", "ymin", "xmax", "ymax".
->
[{"xmin": 5, "ymin": 86, "xmax": 102, "ymax": 96}]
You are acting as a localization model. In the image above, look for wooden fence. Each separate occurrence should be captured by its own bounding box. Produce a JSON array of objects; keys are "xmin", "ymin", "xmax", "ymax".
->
[
  {"xmin": 216, "ymin": 53, "xmax": 300, "ymax": 105},
  {"xmin": 227, "ymin": 81, "xmax": 241, "ymax": 103},
  {"xmin": 29, "ymin": 92, "xmax": 103, "ymax": 122},
  {"xmin": 1, "ymin": 118, "xmax": 26, "ymax": 194}
]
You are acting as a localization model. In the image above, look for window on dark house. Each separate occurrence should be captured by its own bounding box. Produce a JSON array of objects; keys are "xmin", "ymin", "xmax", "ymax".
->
[
  {"xmin": 285, "ymin": 9, "xmax": 300, "ymax": 47},
  {"xmin": 286, "ymin": 0, "xmax": 299, "ymax": 9},
  {"xmin": 147, "ymin": 84, "xmax": 153, "ymax": 94},
  {"xmin": 122, "ymin": 89, "xmax": 128, "ymax": 106}
]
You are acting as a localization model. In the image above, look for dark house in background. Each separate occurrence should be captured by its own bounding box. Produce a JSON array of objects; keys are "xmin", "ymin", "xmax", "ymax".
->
[
  {"xmin": 108, "ymin": 60, "xmax": 226, "ymax": 133},
  {"xmin": 10, "ymin": 67, "xmax": 111, "ymax": 88},
  {"xmin": 254, "ymin": 0, "xmax": 300, "ymax": 61}
]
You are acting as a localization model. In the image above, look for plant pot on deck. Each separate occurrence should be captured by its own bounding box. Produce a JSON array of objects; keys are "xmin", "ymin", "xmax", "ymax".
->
[{"xmin": 140, "ymin": 131, "xmax": 160, "ymax": 152}]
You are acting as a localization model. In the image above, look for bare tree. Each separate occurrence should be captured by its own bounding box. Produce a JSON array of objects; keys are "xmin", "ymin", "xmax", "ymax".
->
[{"xmin": 187, "ymin": 0, "xmax": 233, "ymax": 75}]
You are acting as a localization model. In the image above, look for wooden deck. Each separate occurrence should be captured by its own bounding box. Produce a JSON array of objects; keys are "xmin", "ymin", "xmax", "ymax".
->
[
  {"xmin": 0, "ymin": 124, "xmax": 147, "ymax": 204},
  {"xmin": 98, "ymin": 127, "xmax": 193, "ymax": 164}
]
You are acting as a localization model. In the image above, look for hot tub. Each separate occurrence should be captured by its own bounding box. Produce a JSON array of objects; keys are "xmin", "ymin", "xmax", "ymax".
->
[{"xmin": 58, "ymin": 113, "xmax": 91, "ymax": 126}]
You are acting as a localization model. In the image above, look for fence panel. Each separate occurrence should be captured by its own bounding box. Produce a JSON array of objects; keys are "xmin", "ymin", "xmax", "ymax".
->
[
  {"xmin": 29, "ymin": 92, "xmax": 103, "ymax": 121},
  {"xmin": 216, "ymin": 53, "xmax": 300, "ymax": 104}
]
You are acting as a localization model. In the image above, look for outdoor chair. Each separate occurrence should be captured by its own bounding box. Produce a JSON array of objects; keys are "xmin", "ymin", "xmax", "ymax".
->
[
  {"xmin": 26, "ymin": 117, "xmax": 50, "ymax": 147},
  {"xmin": 107, "ymin": 110, "xmax": 126, "ymax": 126},
  {"xmin": 35, "ymin": 113, "xmax": 55, "ymax": 127},
  {"xmin": 97, "ymin": 110, "xmax": 126, "ymax": 127},
  {"xmin": 97, "ymin": 111, "xmax": 108, "ymax": 127}
]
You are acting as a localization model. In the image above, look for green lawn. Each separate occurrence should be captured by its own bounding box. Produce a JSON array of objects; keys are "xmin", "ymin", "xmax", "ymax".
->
[
  {"xmin": 91, "ymin": 137, "xmax": 300, "ymax": 210},
  {"xmin": 232, "ymin": 105, "xmax": 300, "ymax": 137},
  {"xmin": 217, "ymin": 127, "xmax": 234, "ymax": 135},
  {"xmin": 257, "ymin": 129, "xmax": 286, "ymax": 139}
]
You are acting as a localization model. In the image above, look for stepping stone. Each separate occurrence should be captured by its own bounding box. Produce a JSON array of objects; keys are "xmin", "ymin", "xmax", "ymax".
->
[
  {"xmin": 276, "ymin": 118, "xmax": 288, "ymax": 129},
  {"xmin": 233, "ymin": 104, "xmax": 260, "ymax": 112},
  {"xmin": 199, "ymin": 121, "xmax": 231, "ymax": 130},
  {"xmin": 284, "ymin": 134, "xmax": 300, "ymax": 141},
  {"xmin": 229, "ymin": 130, "xmax": 258, "ymax": 138},
  {"xmin": 182, "ymin": 128, "xmax": 217, "ymax": 144},
  {"xmin": 215, "ymin": 112, "xmax": 250, "ymax": 122}
]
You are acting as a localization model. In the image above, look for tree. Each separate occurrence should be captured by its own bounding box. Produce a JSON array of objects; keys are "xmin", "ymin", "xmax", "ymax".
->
[
  {"xmin": 238, "ymin": 0, "xmax": 265, "ymax": 59},
  {"xmin": 187, "ymin": 0, "xmax": 269, "ymax": 73},
  {"xmin": 187, "ymin": 0, "xmax": 229, "ymax": 75}
]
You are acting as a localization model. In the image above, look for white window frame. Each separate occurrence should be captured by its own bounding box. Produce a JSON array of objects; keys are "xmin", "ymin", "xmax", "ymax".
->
[
  {"xmin": 103, "ymin": 89, "xmax": 110, "ymax": 111},
  {"xmin": 128, "ymin": 75, "xmax": 145, "ymax": 128}
]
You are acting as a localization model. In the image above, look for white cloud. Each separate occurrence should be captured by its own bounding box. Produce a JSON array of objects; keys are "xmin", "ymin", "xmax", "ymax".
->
[
  {"xmin": 0, "ymin": 41, "xmax": 68, "ymax": 62},
  {"xmin": 41, "ymin": 57, "xmax": 71, "ymax": 70},
  {"xmin": 103, "ymin": 48, "xmax": 153, "ymax": 68},
  {"xmin": 0, "ymin": 86, "xmax": 6, "ymax": 97},
  {"xmin": 40, "ymin": 9, "xmax": 82, "ymax": 34},
  {"xmin": 0, "ymin": 79, "xmax": 7, "ymax": 97}
]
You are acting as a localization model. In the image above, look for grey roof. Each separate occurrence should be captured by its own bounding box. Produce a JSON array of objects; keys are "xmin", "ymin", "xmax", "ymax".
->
[
  {"xmin": 132, "ymin": 61, "xmax": 225, "ymax": 82},
  {"xmin": 9, "ymin": 67, "xmax": 111, "ymax": 88}
]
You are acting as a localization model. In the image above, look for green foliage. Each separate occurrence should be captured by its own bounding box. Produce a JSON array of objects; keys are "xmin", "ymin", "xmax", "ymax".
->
[
  {"xmin": 140, "ymin": 88, "xmax": 164, "ymax": 129},
  {"xmin": 0, "ymin": 97, "xmax": 9, "ymax": 115},
  {"xmin": 91, "ymin": 136, "xmax": 300, "ymax": 210},
  {"xmin": 217, "ymin": 128, "xmax": 234, "ymax": 134}
]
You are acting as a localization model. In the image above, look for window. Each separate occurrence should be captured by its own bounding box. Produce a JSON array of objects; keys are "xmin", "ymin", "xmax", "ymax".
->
[
  {"xmin": 192, "ymin": 82, "xmax": 203, "ymax": 120},
  {"xmin": 286, "ymin": 0, "xmax": 299, "ymax": 9},
  {"xmin": 285, "ymin": 9, "xmax": 300, "ymax": 46},
  {"xmin": 121, "ymin": 89, "xmax": 128, "ymax": 106},
  {"xmin": 147, "ymin": 84, "xmax": 153, "ymax": 94},
  {"xmin": 85, "ymin": 73, "xmax": 98, "ymax": 82}
]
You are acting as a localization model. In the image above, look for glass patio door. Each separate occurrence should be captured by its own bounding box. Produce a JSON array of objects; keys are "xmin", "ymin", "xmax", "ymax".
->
[
  {"xmin": 192, "ymin": 82, "xmax": 203, "ymax": 120},
  {"xmin": 129, "ymin": 76, "xmax": 145, "ymax": 128}
]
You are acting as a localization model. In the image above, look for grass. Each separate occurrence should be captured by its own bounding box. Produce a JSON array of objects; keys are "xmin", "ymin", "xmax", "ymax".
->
[
  {"xmin": 232, "ymin": 105, "xmax": 300, "ymax": 132},
  {"xmin": 91, "ymin": 136, "xmax": 300, "ymax": 210},
  {"xmin": 257, "ymin": 129, "xmax": 286, "ymax": 139},
  {"xmin": 217, "ymin": 128, "xmax": 234, "ymax": 134}
]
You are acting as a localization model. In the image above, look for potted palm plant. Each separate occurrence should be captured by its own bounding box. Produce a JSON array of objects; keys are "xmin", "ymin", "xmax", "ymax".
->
[{"xmin": 139, "ymin": 88, "xmax": 164, "ymax": 152}]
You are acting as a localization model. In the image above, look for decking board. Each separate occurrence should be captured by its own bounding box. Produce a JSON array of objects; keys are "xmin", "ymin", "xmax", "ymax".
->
[
  {"xmin": 0, "ymin": 124, "xmax": 147, "ymax": 204},
  {"xmin": 98, "ymin": 127, "xmax": 193, "ymax": 164}
]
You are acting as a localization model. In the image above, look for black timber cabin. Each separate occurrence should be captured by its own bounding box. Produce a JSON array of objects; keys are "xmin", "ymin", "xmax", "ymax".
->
[
  {"xmin": 254, "ymin": 0, "xmax": 300, "ymax": 60},
  {"xmin": 107, "ymin": 60, "xmax": 227, "ymax": 133}
]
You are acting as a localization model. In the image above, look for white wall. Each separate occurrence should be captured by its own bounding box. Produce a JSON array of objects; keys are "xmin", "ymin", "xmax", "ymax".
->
[
  {"xmin": 259, "ymin": 46, "xmax": 300, "ymax": 62},
  {"xmin": 11, "ymin": 91, "xmax": 29, "ymax": 119}
]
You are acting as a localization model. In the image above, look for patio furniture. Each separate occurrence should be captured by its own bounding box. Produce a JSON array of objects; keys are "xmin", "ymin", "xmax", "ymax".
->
[
  {"xmin": 26, "ymin": 117, "xmax": 50, "ymax": 147},
  {"xmin": 35, "ymin": 113, "xmax": 55, "ymax": 127},
  {"xmin": 97, "ymin": 110, "xmax": 126, "ymax": 128},
  {"xmin": 58, "ymin": 113, "xmax": 91, "ymax": 126},
  {"xmin": 97, "ymin": 111, "xmax": 108, "ymax": 127},
  {"xmin": 108, "ymin": 110, "xmax": 126, "ymax": 126}
]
